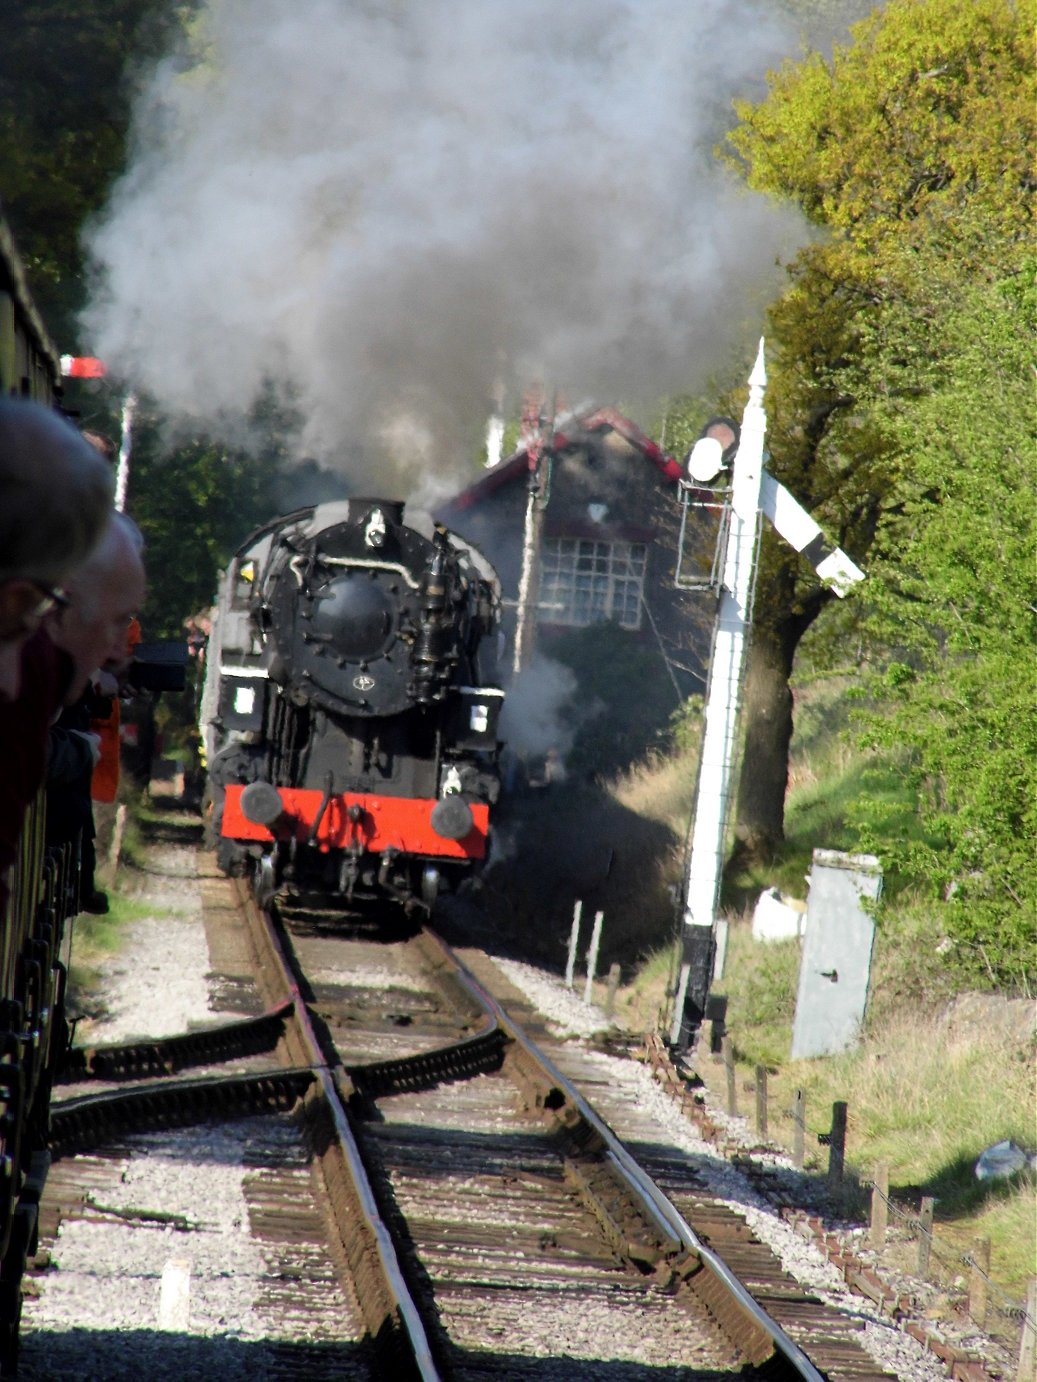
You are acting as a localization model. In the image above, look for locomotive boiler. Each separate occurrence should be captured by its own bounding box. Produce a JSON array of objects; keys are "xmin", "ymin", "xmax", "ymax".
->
[{"xmin": 201, "ymin": 498, "xmax": 505, "ymax": 914}]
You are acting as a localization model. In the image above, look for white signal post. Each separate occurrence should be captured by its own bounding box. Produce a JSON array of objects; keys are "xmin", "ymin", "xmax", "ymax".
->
[
  {"xmin": 60, "ymin": 355, "xmax": 134, "ymax": 514},
  {"xmin": 670, "ymin": 340, "xmax": 864, "ymax": 1050},
  {"xmin": 114, "ymin": 393, "xmax": 136, "ymax": 513}
]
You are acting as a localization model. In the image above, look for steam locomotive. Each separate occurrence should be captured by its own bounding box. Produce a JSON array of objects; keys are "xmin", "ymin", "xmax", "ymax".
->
[{"xmin": 201, "ymin": 498, "xmax": 505, "ymax": 914}]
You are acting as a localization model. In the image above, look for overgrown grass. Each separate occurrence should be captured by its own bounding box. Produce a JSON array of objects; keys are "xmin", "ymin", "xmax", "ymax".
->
[
  {"xmin": 608, "ymin": 740, "xmax": 699, "ymax": 837},
  {"xmin": 612, "ymin": 943, "xmax": 681, "ymax": 1035},
  {"xmin": 725, "ymin": 676, "xmax": 935, "ymax": 906}
]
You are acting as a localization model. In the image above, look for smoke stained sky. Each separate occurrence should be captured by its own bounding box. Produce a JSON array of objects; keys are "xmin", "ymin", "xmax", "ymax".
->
[{"xmin": 83, "ymin": 0, "xmax": 807, "ymax": 495}]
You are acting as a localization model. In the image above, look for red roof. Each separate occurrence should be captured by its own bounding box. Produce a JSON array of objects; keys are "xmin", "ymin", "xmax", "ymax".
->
[{"xmin": 451, "ymin": 406, "xmax": 683, "ymax": 510}]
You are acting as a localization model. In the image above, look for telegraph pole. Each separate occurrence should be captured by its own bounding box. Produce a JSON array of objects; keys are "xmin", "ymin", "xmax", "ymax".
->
[{"xmin": 511, "ymin": 386, "xmax": 555, "ymax": 677}]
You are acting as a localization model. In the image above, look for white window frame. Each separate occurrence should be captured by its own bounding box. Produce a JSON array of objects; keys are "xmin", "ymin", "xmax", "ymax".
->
[{"xmin": 538, "ymin": 537, "xmax": 647, "ymax": 630}]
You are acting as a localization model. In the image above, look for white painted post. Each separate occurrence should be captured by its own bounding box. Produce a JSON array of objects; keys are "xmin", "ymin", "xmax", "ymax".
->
[
  {"xmin": 712, "ymin": 918, "xmax": 730, "ymax": 981},
  {"xmin": 1016, "ymin": 1277, "xmax": 1036, "ymax": 1382},
  {"xmin": 485, "ymin": 412, "xmax": 505, "ymax": 469},
  {"xmin": 565, "ymin": 901, "xmax": 582, "ymax": 989},
  {"xmin": 102, "ymin": 801, "xmax": 128, "ymax": 886},
  {"xmin": 158, "ymin": 1257, "xmax": 191, "ymax": 1330},
  {"xmin": 668, "ymin": 343, "xmax": 864, "ymax": 1051},
  {"xmin": 672, "ymin": 342, "xmax": 768, "ymax": 1047},
  {"xmin": 114, "ymin": 392, "xmax": 136, "ymax": 513},
  {"xmin": 512, "ymin": 389, "xmax": 553, "ymax": 677},
  {"xmin": 583, "ymin": 910, "xmax": 603, "ymax": 1004}
]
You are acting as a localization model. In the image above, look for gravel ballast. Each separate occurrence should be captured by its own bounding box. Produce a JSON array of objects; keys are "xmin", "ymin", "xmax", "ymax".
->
[{"xmin": 21, "ymin": 843, "xmax": 363, "ymax": 1380}]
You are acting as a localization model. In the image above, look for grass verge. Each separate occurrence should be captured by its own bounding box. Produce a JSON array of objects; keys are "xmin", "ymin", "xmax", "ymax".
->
[
  {"xmin": 609, "ymin": 674, "xmax": 1036, "ymax": 1315},
  {"xmin": 65, "ymin": 888, "xmax": 156, "ymax": 1019}
]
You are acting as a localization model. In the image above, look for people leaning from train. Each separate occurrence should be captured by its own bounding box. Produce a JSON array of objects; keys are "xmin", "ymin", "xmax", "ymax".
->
[
  {"xmin": 46, "ymin": 512, "xmax": 146, "ymax": 705},
  {"xmin": 0, "ymin": 397, "xmax": 116, "ymax": 918},
  {"xmin": 44, "ymin": 514, "xmax": 147, "ymax": 913}
]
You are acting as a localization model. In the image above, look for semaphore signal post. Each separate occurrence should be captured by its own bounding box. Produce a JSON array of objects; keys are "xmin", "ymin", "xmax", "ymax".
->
[{"xmin": 671, "ymin": 340, "xmax": 865, "ymax": 1052}]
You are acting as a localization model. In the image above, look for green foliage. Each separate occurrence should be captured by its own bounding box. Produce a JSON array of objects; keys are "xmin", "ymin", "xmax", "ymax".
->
[
  {"xmin": 721, "ymin": 0, "xmax": 1033, "ymax": 860},
  {"xmin": 848, "ymin": 268, "xmax": 1036, "ymax": 990},
  {"xmin": 728, "ymin": 0, "xmax": 1032, "ymax": 257},
  {"xmin": 864, "ymin": 894, "xmax": 966, "ymax": 1021},
  {"xmin": 0, "ymin": 1, "xmax": 199, "ymax": 339},
  {"xmin": 719, "ymin": 925, "xmax": 801, "ymax": 1066},
  {"xmin": 668, "ymin": 694, "xmax": 704, "ymax": 757},
  {"xmin": 0, "ymin": 6, "xmax": 292, "ymax": 646},
  {"xmin": 118, "ymin": 400, "xmax": 281, "ymax": 636}
]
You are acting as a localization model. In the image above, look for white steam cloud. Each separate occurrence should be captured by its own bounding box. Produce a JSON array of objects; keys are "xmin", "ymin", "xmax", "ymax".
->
[
  {"xmin": 83, "ymin": 0, "xmax": 804, "ymax": 493},
  {"xmin": 498, "ymin": 653, "xmax": 579, "ymax": 766}
]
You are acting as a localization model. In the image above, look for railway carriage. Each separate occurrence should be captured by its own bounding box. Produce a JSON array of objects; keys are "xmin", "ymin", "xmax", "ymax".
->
[
  {"xmin": 0, "ymin": 209, "xmax": 79, "ymax": 1371},
  {"xmin": 202, "ymin": 498, "xmax": 505, "ymax": 915}
]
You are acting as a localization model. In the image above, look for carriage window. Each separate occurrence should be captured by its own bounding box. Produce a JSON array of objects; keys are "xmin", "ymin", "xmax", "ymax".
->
[{"xmin": 538, "ymin": 539, "xmax": 647, "ymax": 629}]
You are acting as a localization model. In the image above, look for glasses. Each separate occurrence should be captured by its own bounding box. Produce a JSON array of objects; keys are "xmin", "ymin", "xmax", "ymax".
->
[{"xmin": 28, "ymin": 581, "xmax": 70, "ymax": 616}]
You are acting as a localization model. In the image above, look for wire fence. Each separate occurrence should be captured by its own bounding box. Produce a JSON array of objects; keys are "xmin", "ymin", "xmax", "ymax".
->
[
  {"xmin": 711, "ymin": 1037, "xmax": 1036, "ymax": 1378},
  {"xmin": 866, "ymin": 1173, "xmax": 1035, "ymax": 1341}
]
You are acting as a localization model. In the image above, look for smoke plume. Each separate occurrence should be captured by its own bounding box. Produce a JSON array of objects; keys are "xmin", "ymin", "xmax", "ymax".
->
[{"xmin": 83, "ymin": 0, "xmax": 805, "ymax": 494}]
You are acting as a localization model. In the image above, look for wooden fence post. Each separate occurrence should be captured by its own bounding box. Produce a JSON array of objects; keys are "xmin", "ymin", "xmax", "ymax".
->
[
  {"xmin": 754, "ymin": 1065, "xmax": 768, "ymax": 1138},
  {"xmin": 722, "ymin": 1036, "xmax": 737, "ymax": 1116},
  {"xmin": 969, "ymin": 1236, "xmax": 991, "ymax": 1328},
  {"xmin": 102, "ymin": 801, "xmax": 128, "ymax": 886},
  {"xmin": 870, "ymin": 1161, "xmax": 889, "ymax": 1249},
  {"xmin": 792, "ymin": 1089, "xmax": 805, "ymax": 1168},
  {"xmin": 1015, "ymin": 1277, "xmax": 1036, "ymax": 1382},
  {"xmin": 826, "ymin": 1101, "xmax": 847, "ymax": 1183},
  {"xmin": 917, "ymin": 1197, "xmax": 935, "ymax": 1276},
  {"xmin": 604, "ymin": 963, "xmax": 621, "ymax": 1018}
]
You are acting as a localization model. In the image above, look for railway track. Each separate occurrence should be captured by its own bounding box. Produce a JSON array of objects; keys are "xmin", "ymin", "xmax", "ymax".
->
[{"xmin": 18, "ymin": 830, "xmax": 913, "ymax": 1381}]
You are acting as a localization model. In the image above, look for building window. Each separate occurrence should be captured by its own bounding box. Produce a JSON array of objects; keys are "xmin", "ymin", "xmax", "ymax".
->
[{"xmin": 538, "ymin": 538, "xmax": 647, "ymax": 629}]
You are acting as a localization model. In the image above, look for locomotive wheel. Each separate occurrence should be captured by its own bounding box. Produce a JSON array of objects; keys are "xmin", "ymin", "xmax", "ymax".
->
[
  {"xmin": 253, "ymin": 854, "xmax": 276, "ymax": 908},
  {"xmin": 420, "ymin": 867, "xmax": 440, "ymax": 909}
]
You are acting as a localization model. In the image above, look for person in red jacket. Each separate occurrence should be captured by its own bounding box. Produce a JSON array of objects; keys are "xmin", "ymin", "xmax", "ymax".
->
[{"xmin": 90, "ymin": 615, "xmax": 142, "ymax": 807}]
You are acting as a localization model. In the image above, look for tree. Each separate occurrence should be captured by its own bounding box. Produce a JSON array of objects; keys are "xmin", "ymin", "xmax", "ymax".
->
[
  {"xmin": 0, "ymin": 1, "xmax": 195, "ymax": 341},
  {"xmin": 850, "ymin": 265, "xmax": 1036, "ymax": 989},
  {"xmin": 720, "ymin": 0, "xmax": 1032, "ymax": 862},
  {"xmin": 126, "ymin": 429, "xmax": 276, "ymax": 637}
]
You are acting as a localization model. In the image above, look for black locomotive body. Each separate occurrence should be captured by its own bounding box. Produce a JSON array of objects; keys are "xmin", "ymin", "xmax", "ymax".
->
[{"xmin": 202, "ymin": 498, "xmax": 505, "ymax": 913}]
